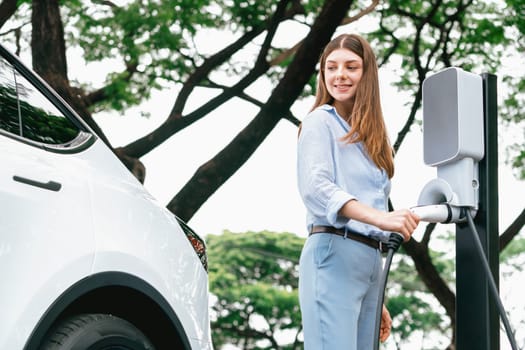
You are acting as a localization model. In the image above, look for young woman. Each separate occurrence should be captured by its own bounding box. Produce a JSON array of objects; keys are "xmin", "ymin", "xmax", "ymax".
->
[{"xmin": 297, "ymin": 33, "xmax": 420, "ymax": 349}]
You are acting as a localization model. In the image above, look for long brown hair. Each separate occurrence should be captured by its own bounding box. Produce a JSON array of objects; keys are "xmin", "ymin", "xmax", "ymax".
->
[{"xmin": 311, "ymin": 33, "xmax": 394, "ymax": 178}]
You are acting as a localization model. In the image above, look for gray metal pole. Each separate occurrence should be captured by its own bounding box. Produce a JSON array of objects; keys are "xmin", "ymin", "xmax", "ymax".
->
[{"xmin": 455, "ymin": 73, "xmax": 499, "ymax": 349}]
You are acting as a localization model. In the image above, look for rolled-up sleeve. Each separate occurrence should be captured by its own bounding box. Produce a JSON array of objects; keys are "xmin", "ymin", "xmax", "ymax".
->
[{"xmin": 297, "ymin": 111, "xmax": 356, "ymax": 227}]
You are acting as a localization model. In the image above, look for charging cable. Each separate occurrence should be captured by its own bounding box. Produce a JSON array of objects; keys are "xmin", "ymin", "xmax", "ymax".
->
[
  {"xmin": 465, "ymin": 210, "xmax": 520, "ymax": 350},
  {"xmin": 372, "ymin": 207, "xmax": 520, "ymax": 350},
  {"xmin": 373, "ymin": 232, "xmax": 404, "ymax": 350}
]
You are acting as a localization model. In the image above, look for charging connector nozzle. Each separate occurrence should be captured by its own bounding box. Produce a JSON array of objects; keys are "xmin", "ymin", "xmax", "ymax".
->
[{"xmin": 410, "ymin": 204, "xmax": 467, "ymax": 223}]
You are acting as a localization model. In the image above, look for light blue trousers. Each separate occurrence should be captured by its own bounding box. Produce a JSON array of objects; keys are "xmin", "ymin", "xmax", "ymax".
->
[{"xmin": 299, "ymin": 233, "xmax": 382, "ymax": 350}]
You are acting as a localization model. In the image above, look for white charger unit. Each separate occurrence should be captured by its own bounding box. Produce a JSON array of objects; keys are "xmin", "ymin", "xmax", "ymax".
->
[{"xmin": 418, "ymin": 67, "xmax": 484, "ymax": 209}]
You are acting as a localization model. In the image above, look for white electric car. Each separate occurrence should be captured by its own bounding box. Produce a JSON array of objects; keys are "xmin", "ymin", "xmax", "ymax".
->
[{"xmin": 0, "ymin": 44, "xmax": 212, "ymax": 349}]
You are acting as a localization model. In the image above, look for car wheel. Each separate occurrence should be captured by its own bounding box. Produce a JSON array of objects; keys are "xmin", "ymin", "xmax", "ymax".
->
[{"xmin": 41, "ymin": 313, "xmax": 155, "ymax": 350}]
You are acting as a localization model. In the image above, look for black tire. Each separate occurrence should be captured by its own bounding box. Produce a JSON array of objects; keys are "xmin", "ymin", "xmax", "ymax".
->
[{"xmin": 41, "ymin": 313, "xmax": 155, "ymax": 350}]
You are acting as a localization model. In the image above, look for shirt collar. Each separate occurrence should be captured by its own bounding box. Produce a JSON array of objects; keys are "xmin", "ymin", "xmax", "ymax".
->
[{"xmin": 319, "ymin": 104, "xmax": 350, "ymax": 132}]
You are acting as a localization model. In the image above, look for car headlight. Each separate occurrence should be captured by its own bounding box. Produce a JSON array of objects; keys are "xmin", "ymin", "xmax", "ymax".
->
[{"xmin": 175, "ymin": 216, "xmax": 208, "ymax": 272}]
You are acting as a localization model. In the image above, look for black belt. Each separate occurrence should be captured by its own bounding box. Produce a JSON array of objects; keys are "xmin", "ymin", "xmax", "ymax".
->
[{"xmin": 310, "ymin": 225, "xmax": 388, "ymax": 253}]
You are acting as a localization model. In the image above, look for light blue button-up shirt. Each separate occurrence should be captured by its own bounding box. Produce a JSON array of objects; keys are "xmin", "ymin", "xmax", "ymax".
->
[{"xmin": 297, "ymin": 104, "xmax": 391, "ymax": 241}]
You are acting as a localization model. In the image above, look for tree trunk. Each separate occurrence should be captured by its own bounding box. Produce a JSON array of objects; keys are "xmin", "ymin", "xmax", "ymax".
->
[
  {"xmin": 31, "ymin": 0, "xmax": 68, "ymax": 83},
  {"xmin": 31, "ymin": 0, "xmax": 111, "ymax": 147},
  {"xmin": 0, "ymin": 0, "xmax": 18, "ymax": 29}
]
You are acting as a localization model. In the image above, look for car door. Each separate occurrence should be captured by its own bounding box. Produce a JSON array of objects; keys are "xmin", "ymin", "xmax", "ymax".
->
[{"xmin": 0, "ymin": 51, "xmax": 96, "ymax": 343}]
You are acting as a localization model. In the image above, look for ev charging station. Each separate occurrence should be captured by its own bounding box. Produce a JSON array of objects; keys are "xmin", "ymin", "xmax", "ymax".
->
[
  {"xmin": 372, "ymin": 68, "xmax": 516, "ymax": 350},
  {"xmin": 416, "ymin": 67, "xmax": 515, "ymax": 349},
  {"xmin": 372, "ymin": 67, "xmax": 519, "ymax": 350}
]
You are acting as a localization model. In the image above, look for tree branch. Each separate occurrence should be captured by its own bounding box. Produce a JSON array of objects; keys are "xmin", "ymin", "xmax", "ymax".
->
[
  {"xmin": 121, "ymin": 0, "xmax": 295, "ymax": 158},
  {"xmin": 376, "ymin": 15, "xmax": 400, "ymax": 68},
  {"xmin": 207, "ymin": 78, "xmax": 301, "ymax": 126},
  {"xmin": 270, "ymin": 0, "xmax": 380, "ymax": 67},
  {"xmin": 500, "ymin": 207, "xmax": 525, "ymax": 252},
  {"xmin": 169, "ymin": 1, "xmax": 304, "ymax": 118},
  {"xmin": 0, "ymin": 0, "xmax": 17, "ymax": 29},
  {"xmin": 84, "ymin": 61, "xmax": 138, "ymax": 106}
]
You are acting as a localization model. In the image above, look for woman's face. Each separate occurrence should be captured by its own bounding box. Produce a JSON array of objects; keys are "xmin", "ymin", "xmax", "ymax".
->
[{"xmin": 324, "ymin": 48, "xmax": 363, "ymax": 107}]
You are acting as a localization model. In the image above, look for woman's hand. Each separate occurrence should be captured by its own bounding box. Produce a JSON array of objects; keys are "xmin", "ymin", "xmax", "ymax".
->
[
  {"xmin": 374, "ymin": 208, "xmax": 420, "ymax": 241},
  {"xmin": 380, "ymin": 304, "xmax": 392, "ymax": 342}
]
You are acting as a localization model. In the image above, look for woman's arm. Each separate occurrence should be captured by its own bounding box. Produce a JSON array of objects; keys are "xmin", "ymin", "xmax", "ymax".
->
[
  {"xmin": 298, "ymin": 111, "xmax": 356, "ymax": 226},
  {"xmin": 338, "ymin": 199, "xmax": 420, "ymax": 241}
]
